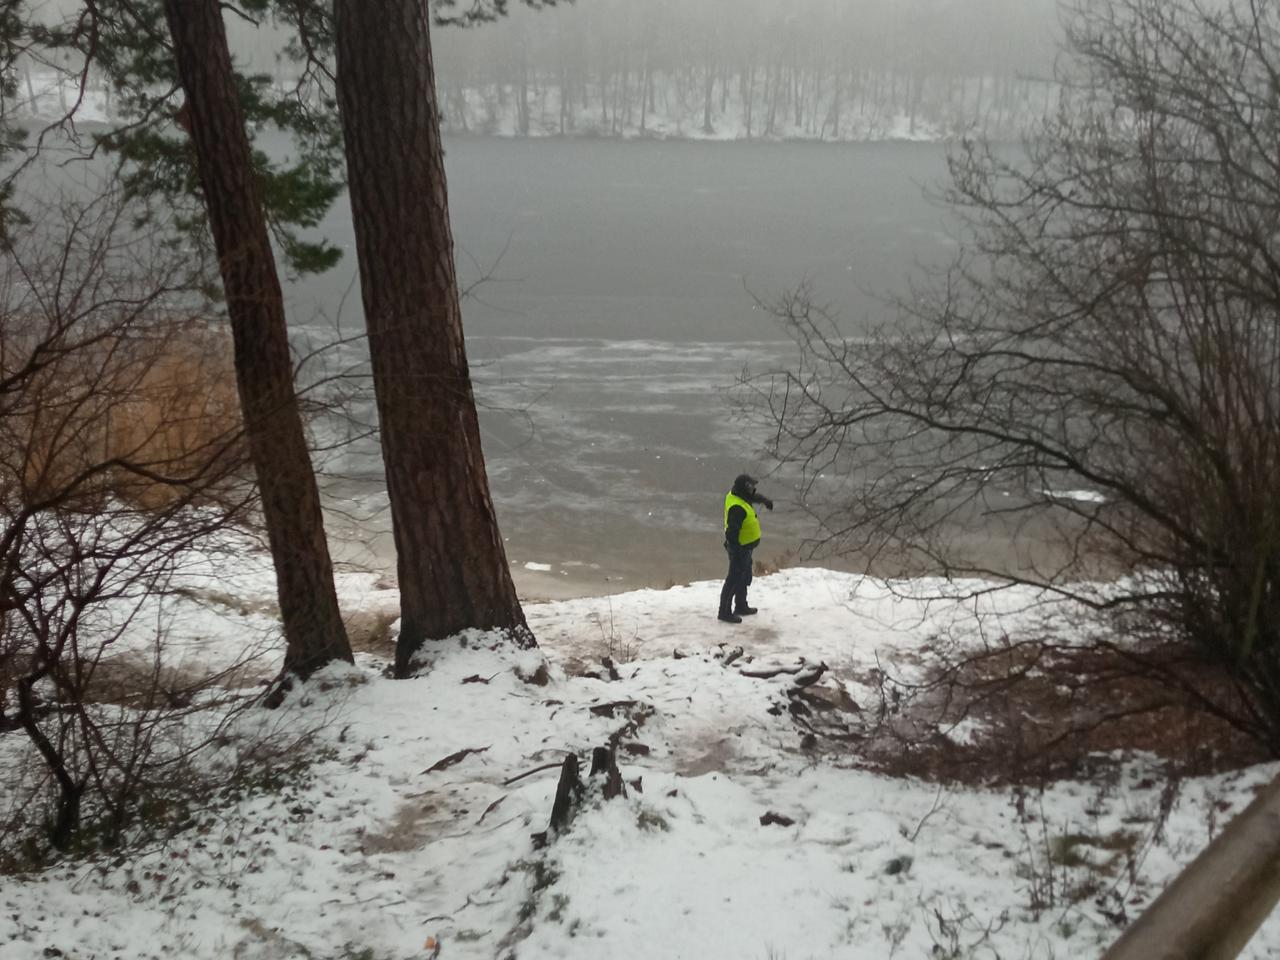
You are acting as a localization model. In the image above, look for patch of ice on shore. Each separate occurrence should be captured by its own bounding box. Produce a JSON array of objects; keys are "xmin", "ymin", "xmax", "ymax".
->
[{"xmin": 1044, "ymin": 488, "xmax": 1108, "ymax": 503}]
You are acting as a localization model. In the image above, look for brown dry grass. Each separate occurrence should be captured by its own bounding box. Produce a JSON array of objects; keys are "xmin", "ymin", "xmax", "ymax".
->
[
  {"xmin": 343, "ymin": 606, "xmax": 401, "ymax": 656},
  {"xmin": 70, "ymin": 654, "xmax": 223, "ymax": 707},
  {"xmin": 846, "ymin": 640, "xmax": 1267, "ymax": 785},
  {"xmin": 9, "ymin": 321, "xmax": 243, "ymax": 510},
  {"xmin": 754, "ymin": 548, "xmax": 800, "ymax": 577}
]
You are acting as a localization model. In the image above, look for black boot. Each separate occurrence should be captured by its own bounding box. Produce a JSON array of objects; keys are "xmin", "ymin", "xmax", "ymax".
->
[
  {"xmin": 718, "ymin": 610, "xmax": 742, "ymax": 624},
  {"xmin": 735, "ymin": 605, "xmax": 758, "ymax": 616}
]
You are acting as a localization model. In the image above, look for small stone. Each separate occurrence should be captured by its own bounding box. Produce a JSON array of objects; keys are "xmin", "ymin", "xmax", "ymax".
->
[
  {"xmin": 759, "ymin": 811, "xmax": 795, "ymax": 827},
  {"xmin": 884, "ymin": 855, "xmax": 913, "ymax": 876}
]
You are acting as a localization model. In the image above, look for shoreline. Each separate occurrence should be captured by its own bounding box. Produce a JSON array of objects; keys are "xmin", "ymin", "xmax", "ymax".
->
[
  {"xmin": 511, "ymin": 565, "xmax": 641, "ymax": 603},
  {"xmin": 339, "ymin": 511, "xmax": 1115, "ymax": 607}
]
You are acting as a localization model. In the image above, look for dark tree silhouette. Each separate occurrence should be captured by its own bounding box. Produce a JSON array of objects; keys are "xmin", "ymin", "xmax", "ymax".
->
[{"xmin": 163, "ymin": 0, "xmax": 351, "ymax": 680}]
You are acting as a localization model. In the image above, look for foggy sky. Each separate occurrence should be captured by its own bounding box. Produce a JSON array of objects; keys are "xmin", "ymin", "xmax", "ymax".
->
[{"xmin": 224, "ymin": 0, "xmax": 1063, "ymax": 83}]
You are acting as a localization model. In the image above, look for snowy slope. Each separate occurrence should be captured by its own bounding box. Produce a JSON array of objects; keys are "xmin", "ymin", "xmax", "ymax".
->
[{"xmin": 2, "ymin": 561, "xmax": 1277, "ymax": 960}]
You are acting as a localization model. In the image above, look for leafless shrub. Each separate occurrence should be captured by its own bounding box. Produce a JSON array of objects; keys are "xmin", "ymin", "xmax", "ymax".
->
[
  {"xmin": 0, "ymin": 187, "xmax": 267, "ymax": 859},
  {"xmin": 744, "ymin": 0, "xmax": 1280, "ymax": 753},
  {"xmin": 847, "ymin": 619, "xmax": 1265, "ymax": 786},
  {"xmin": 588, "ymin": 599, "xmax": 642, "ymax": 663},
  {"xmin": 920, "ymin": 895, "xmax": 1008, "ymax": 959}
]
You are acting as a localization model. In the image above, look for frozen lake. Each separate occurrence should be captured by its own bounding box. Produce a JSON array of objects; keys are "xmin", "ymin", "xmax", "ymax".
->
[{"xmin": 295, "ymin": 137, "xmax": 960, "ymax": 595}]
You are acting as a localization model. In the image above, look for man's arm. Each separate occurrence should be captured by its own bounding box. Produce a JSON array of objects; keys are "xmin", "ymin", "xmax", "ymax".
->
[{"xmin": 747, "ymin": 490, "xmax": 774, "ymax": 511}]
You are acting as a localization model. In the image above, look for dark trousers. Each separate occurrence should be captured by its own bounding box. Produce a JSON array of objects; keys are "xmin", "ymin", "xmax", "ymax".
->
[{"xmin": 719, "ymin": 543, "xmax": 754, "ymax": 614}]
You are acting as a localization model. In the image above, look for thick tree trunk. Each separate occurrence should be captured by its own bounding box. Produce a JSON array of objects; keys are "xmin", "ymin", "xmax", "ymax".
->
[
  {"xmin": 162, "ymin": 0, "xmax": 352, "ymax": 680},
  {"xmin": 333, "ymin": 0, "xmax": 531, "ymax": 676}
]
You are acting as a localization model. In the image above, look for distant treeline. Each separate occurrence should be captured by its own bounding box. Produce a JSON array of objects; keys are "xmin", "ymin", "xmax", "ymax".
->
[
  {"xmin": 428, "ymin": 0, "xmax": 1062, "ymax": 140},
  {"xmin": 11, "ymin": 0, "xmax": 1063, "ymax": 141}
]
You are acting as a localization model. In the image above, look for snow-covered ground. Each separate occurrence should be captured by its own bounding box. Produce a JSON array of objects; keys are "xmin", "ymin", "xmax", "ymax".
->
[{"xmin": 2, "ymin": 540, "xmax": 1278, "ymax": 960}]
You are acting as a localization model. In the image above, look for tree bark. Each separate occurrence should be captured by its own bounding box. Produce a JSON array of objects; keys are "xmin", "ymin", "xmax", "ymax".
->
[
  {"xmin": 333, "ymin": 0, "xmax": 531, "ymax": 677},
  {"xmin": 162, "ymin": 0, "xmax": 352, "ymax": 679}
]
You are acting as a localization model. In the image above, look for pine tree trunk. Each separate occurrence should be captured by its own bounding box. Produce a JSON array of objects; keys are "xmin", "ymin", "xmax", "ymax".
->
[
  {"xmin": 333, "ymin": 0, "xmax": 531, "ymax": 676},
  {"xmin": 162, "ymin": 0, "xmax": 352, "ymax": 680}
]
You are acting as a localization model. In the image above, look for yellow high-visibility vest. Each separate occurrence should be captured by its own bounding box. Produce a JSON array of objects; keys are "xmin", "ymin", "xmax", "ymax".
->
[{"xmin": 724, "ymin": 492, "xmax": 761, "ymax": 545}]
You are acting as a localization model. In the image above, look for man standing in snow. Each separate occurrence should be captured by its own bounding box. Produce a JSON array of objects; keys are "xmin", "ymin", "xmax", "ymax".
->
[{"xmin": 719, "ymin": 473, "xmax": 773, "ymax": 623}]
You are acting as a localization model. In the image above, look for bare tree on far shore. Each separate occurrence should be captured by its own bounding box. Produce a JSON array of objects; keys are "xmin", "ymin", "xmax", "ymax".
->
[{"xmin": 745, "ymin": 0, "xmax": 1280, "ymax": 752}]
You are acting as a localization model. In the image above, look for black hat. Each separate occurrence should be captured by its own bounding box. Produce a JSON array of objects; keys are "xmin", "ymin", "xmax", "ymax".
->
[{"xmin": 732, "ymin": 474, "xmax": 758, "ymax": 496}]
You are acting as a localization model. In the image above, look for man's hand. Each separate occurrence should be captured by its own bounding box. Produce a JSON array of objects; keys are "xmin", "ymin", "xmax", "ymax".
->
[{"xmin": 762, "ymin": 497, "xmax": 774, "ymax": 511}]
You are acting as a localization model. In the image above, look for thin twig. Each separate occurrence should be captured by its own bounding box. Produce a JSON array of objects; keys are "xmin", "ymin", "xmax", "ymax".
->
[{"xmin": 503, "ymin": 759, "xmax": 570, "ymax": 786}]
